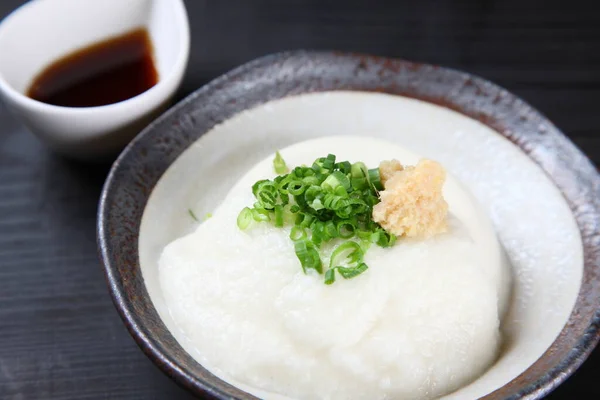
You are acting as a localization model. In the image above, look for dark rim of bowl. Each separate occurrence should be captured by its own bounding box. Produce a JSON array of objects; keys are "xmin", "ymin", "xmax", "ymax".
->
[{"xmin": 98, "ymin": 50, "xmax": 600, "ymax": 400}]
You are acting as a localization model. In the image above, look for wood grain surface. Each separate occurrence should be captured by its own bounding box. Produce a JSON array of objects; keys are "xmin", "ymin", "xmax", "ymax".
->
[{"xmin": 1, "ymin": 1, "xmax": 599, "ymax": 399}]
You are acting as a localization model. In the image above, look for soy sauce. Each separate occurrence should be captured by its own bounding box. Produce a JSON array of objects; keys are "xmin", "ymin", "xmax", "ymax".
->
[{"xmin": 27, "ymin": 28, "xmax": 158, "ymax": 108}]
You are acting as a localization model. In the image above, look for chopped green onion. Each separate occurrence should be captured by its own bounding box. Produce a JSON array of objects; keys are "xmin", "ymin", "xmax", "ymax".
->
[
  {"xmin": 188, "ymin": 209, "xmax": 199, "ymax": 222},
  {"xmin": 252, "ymin": 208, "xmax": 270, "ymax": 222},
  {"xmin": 313, "ymin": 154, "xmax": 336, "ymax": 173},
  {"xmin": 350, "ymin": 162, "xmax": 369, "ymax": 190},
  {"xmin": 252, "ymin": 179, "xmax": 270, "ymax": 197},
  {"xmin": 325, "ymin": 263, "xmax": 369, "ymax": 284},
  {"xmin": 294, "ymin": 166, "xmax": 306, "ymax": 177},
  {"xmin": 351, "ymin": 162, "xmax": 366, "ymax": 176},
  {"xmin": 356, "ymin": 229, "xmax": 373, "ymax": 241},
  {"xmin": 305, "ymin": 185, "xmax": 324, "ymax": 211},
  {"xmin": 254, "ymin": 181, "xmax": 278, "ymax": 209},
  {"xmin": 334, "ymin": 204, "xmax": 353, "ymax": 219},
  {"xmin": 347, "ymin": 198, "xmax": 368, "ymax": 214},
  {"xmin": 288, "ymin": 180, "xmax": 306, "ymax": 196},
  {"xmin": 325, "ymin": 221, "xmax": 338, "ymax": 238},
  {"xmin": 336, "ymin": 220, "xmax": 356, "ymax": 239},
  {"xmin": 294, "ymin": 239, "xmax": 323, "ymax": 274},
  {"xmin": 273, "ymin": 151, "xmax": 289, "ymax": 174},
  {"xmin": 335, "ymin": 161, "xmax": 352, "ymax": 174},
  {"xmin": 371, "ymin": 228, "xmax": 397, "ymax": 247},
  {"xmin": 237, "ymin": 207, "xmax": 253, "ymax": 230},
  {"xmin": 311, "ymin": 221, "xmax": 326, "ymax": 247},
  {"xmin": 294, "ymin": 192, "xmax": 308, "ymax": 209},
  {"xmin": 322, "ymin": 171, "xmax": 351, "ymax": 193},
  {"xmin": 329, "ymin": 241, "xmax": 363, "ymax": 269},
  {"xmin": 277, "ymin": 174, "xmax": 296, "ymax": 194},
  {"xmin": 279, "ymin": 191, "xmax": 290, "ymax": 205},
  {"xmin": 351, "ymin": 177, "xmax": 368, "ymax": 190},
  {"xmin": 274, "ymin": 205, "xmax": 284, "ymax": 227},
  {"xmin": 238, "ymin": 153, "xmax": 398, "ymax": 284},
  {"xmin": 297, "ymin": 213, "xmax": 315, "ymax": 228},
  {"xmin": 302, "ymin": 175, "xmax": 320, "ymax": 186},
  {"xmin": 310, "ymin": 198, "xmax": 325, "ymax": 211},
  {"xmin": 324, "ymin": 268, "xmax": 336, "ymax": 285},
  {"xmin": 338, "ymin": 263, "xmax": 369, "ymax": 279},
  {"xmin": 290, "ymin": 226, "xmax": 307, "ymax": 241},
  {"xmin": 334, "ymin": 186, "xmax": 348, "ymax": 197},
  {"xmin": 323, "ymin": 194, "xmax": 347, "ymax": 211},
  {"xmin": 368, "ymin": 168, "xmax": 383, "ymax": 191}
]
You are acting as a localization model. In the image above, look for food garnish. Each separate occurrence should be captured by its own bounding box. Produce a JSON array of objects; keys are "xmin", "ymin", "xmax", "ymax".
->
[
  {"xmin": 273, "ymin": 151, "xmax": 289, "ymax": 174},
  {"xmin": 373, "ymin": 159, "xmax": 448, "ymax": 238},
  {"xmin": 239, "ymin": 153, "xmax": 396, "ymax": 284},
  {"xmin": 238, "ymin": 152, "xmax": 448, "ymax": 284},
  {"xmin": 188, "ymin": 208, "xmax": 199, "ymax": 222}
]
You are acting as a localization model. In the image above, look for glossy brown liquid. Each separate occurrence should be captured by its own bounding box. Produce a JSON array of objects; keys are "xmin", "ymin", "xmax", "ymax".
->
[{"xmin": 27, "ymin": 28, "xmax": 158, "ymax": 108}]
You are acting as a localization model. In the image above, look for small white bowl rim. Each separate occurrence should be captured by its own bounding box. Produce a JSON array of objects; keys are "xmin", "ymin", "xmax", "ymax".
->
[{"xmin": 0, "ymin": 0, "xmax": 190, "ymax": 115}]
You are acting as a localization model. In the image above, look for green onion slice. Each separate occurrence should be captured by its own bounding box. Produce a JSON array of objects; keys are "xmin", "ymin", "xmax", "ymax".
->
[
  {"xmin": 338, "ymin": 263, "xmax": 369, "ymax": 279},
  {"xmin": 324, "ymin": 268, "xmax": 336, "ymax": 285},
  {"xmin": 288, "ymin": 180, "xmax": 306, "ymax": 196},
  {"xmin": 274, "ymin": 205, "xmax": 284, "ymax": 227},
  {"xmin": 329, "ymin": 241, "xmax": 363, "ymax": 269},
  {"xmin": 277, "ymin": 174, "xmax": 296, "ymax": 194},
  {"xmin": 325, "ymin": 263, "xmax": 369, "ymax": 284},
  {"xmin": 336, "ymin": 220, "xmax": 356, "ymax": 239},
  {"xmin": 294, "ymin": 239, "xmax": 323, "ymax": 274},
  {"xmin": 188, "ymin": 209, "xmax": 199, "ymax": 222},
  {"xmin": 311, "ymin": 221, "xmax": 326, "ymax": 247},
  {"xmin": 252, "ymin": 179, "xmax": 269, "ymax": 197},
  {"xmin": 322, "ymin": 171, "xmax": 351, "ymax": 193},
  {"xmin": 335, "ymin": 161, "xmax": 352, "ymax": 174},
  {"xmin": 273, "ymin": 151, "xmax": 289, "ymax": 174},
  {"xmin": 325, "ymin": 220, "xmax": 338, "ymax": 239},
  {"xmin": 237, "ymin": 207, "xmax": 253, "ymax": 230},
  {"xmin": 290, "ymin": 225, "xmax": 307, "ymax": 241},
  {"xmin": 252, "ymin": 208, "xmax": 270, "ymax": 222},
  {"xmin": 368, "ymin": 168, "xmax": 384, "ymax": 191}
]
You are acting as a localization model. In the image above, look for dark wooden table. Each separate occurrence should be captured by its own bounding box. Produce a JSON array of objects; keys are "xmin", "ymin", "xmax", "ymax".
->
[{"xmin": 1, "ymin": 1, "xmax": 599, "ymax": 399}]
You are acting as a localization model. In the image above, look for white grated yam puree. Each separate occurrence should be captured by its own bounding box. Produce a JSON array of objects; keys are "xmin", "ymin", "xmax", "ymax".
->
[{"xmin": 159, "ymin": 136, "xmax": 511, "ymax": 400}]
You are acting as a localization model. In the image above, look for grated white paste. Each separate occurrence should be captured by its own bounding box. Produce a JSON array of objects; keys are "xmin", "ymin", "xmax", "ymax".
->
[{"xmin": 159, "ymin": 136, "xmax": 511, "ymax": 400}]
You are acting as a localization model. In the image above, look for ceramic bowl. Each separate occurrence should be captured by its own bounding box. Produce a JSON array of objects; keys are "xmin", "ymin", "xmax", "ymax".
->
[
  {"xmin": 98, "ymin": 51, "xmax": 600, "ymax": 399},
  {"xmin": 0, "ymin": 0, "xmax": 189, "ymax": 160}
]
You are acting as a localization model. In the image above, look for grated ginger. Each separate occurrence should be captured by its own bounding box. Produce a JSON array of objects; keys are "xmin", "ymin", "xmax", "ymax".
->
[
  {"xmin": 373, "ymin": 159, "xmax": 448, "ymax": 238},
  {"xmin": 379, "ymin": 159, "xmax": 404, "ymax": 186}
]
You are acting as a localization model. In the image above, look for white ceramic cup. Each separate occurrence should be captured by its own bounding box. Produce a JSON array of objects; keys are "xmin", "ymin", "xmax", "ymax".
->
[{"xmin": 0, "ymin": 0, "xmax": 190, "ymax": 160}]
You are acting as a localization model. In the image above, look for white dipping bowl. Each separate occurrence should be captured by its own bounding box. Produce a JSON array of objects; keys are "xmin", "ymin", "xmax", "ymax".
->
[{"xmin": 0, "ymin": 0, "xmax": 190, "ymax": 160}]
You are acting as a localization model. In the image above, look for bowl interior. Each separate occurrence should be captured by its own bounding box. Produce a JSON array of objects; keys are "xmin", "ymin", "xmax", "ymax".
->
[
  {"xmin": 139, "ymin": 91, "xmax": 582, "ymax": 399},
  {"xmin": 99, "ymin": 51, "xmax": 600, "ymax": 400},
  {"xmin": 0, "ymin": 0, "xmax": 185, "ymax": 93}
]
